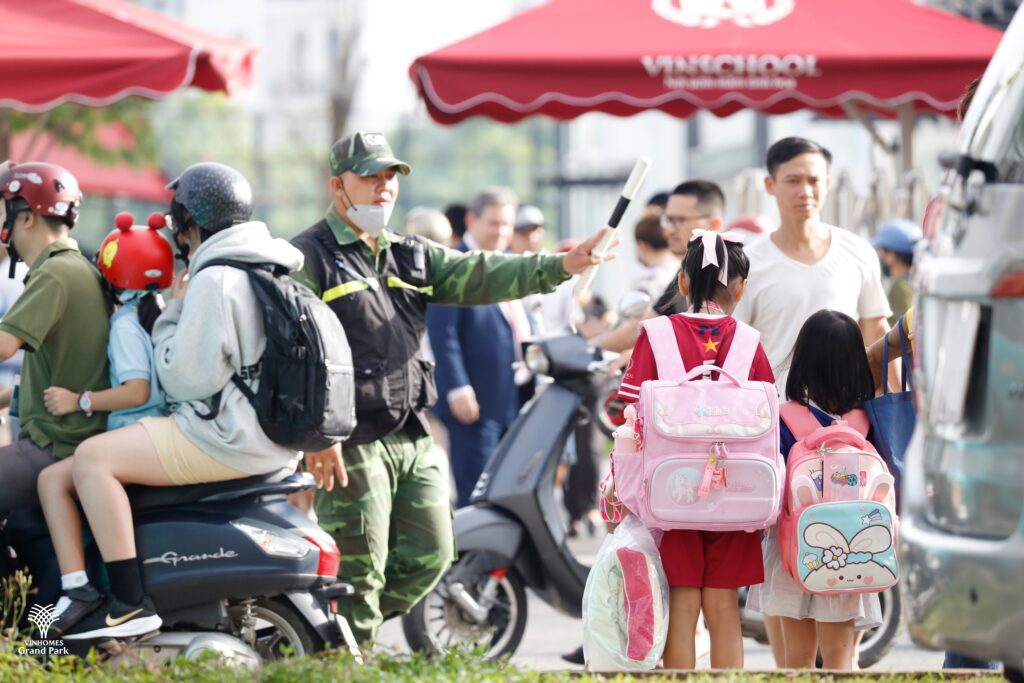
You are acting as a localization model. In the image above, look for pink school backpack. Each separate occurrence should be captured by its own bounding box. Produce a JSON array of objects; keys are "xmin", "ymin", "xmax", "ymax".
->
[
  {"xmin": 777, "ymin": 402, "xmax": 899, "ymax": 595},
  {"xmin": 612, "ymin": 316, "xmax": 783, "ymax": 532}
]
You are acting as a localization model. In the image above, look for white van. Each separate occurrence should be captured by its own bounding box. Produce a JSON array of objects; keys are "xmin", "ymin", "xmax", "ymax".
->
[{"xmin": 899, "ymin": 6, "xmax": 1024, "ymax": 679}]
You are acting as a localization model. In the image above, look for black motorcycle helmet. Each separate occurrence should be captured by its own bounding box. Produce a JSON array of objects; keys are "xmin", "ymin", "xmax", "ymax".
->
[{"xmin": 166, "ymin": 162, "xmax": 253, "ymax": 241}]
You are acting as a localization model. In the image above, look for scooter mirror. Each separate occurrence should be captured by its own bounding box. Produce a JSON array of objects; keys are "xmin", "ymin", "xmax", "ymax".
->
[{"xmin": 617, "ymin": 290, "xmax": 651, "ymax": 320}]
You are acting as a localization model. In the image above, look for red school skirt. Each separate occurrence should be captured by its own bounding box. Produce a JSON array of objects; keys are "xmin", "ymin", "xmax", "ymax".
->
[{"xmin": 658, "ymin": 529, "xmax": 764, "ymax": 589}]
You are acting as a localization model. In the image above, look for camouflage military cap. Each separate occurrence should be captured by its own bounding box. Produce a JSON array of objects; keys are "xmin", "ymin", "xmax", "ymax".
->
[{"xmin": 329, "ymin": 132, "xmax": 411, "ymax": 177}]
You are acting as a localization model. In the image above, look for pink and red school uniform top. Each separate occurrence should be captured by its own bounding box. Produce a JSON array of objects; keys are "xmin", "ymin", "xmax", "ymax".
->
[{"xmin": 618, "ymin": 313, "xmax": 775, "ymax": 589}]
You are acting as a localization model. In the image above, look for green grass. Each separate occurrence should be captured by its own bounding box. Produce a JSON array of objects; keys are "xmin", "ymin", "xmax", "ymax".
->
[
  {"xmin": 0, "ymin": 571, "xmax": 1004, "ymax": 682},
  {"xmin": 0, "ymin": 644, "xmax": 1007, "ymax": 683}
]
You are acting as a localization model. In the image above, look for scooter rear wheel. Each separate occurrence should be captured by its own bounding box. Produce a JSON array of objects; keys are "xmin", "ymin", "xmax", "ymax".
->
[
  {"xmin": 402, "ymin": 555, "xmax": 528, "ymax": 659},
  {"xmin": 229, "ymin": 597, "xmax": 322, "ymax": 661}
]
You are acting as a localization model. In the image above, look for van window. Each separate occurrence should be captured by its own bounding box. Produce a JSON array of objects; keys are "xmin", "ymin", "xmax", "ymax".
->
[{"xmin": 965, "ymin": 60, "xmax": 1024, "ymax": 183}]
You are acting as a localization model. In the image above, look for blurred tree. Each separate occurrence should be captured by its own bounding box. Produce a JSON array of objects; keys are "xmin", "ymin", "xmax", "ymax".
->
[
  {"xmin": 151, "ymin": 92, "xmax": 324, "ymax": 239},
  {"xmin": 8, "ymin": 98, "xmax": 157, "ymax": 167},
  {"xmin": 328, "ymin": 2, "xmax": 365, "ymax": 145},
  {"xmin": 388, "ymin": 117, "xmax": 559, "ymax": 241},
  {"xmin": 150, "ymin": 92, "xmax": 255, "ymax": 180}
]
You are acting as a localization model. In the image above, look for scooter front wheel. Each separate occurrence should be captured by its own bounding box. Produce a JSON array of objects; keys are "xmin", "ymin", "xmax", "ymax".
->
[{"xmin": 402, "ymin": 554, "xmax": 528, "ymax": 659}]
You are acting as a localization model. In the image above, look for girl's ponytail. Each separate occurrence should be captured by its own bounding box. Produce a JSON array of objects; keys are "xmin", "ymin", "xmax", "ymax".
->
[
  {"xmin": 681, "ymin": 231, "xmax": 750, "ymax": 312},
  {"xmin": 137, "ymin": 293, "xmax": 164, "ymax": 335}
]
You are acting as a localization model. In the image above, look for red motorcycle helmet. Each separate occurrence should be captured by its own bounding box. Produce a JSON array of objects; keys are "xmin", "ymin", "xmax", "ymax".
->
[
  {"xmin": 0, "ymin": 161, "xmax": 82, "ymax": 228},
  {"xmin": 99, "ymin": 212, "xmax": 175, "ymax": 291}
]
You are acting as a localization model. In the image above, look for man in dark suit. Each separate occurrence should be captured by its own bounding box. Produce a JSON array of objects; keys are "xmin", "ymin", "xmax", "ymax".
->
[{"xmin": 427, "ymin": 187, "xmax": 533, "ymax": 507}]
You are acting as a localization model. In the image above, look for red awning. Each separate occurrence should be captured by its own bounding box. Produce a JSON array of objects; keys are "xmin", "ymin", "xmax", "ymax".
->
[
  {"xmin": 0, "ymin": 0, "xmax": 254, "ymax": 112},
  {"xmin": 411, "ymin": 0, "xmax": 1002, "ymax": 124},
  {"xmin": 11, "ymin": 125, "xmax": 171, "ymax": 203}
]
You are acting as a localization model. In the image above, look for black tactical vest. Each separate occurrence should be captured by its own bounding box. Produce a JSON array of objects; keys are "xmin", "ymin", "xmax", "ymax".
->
[{"xmin": 291, "ymin": 221, "xmax": 436, "ymax": 446}]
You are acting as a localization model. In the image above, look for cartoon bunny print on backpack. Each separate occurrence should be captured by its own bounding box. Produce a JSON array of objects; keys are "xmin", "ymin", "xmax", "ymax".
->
[{"xmin": 801, "ymin": 523, "xmax": 897, "ymax": 592}]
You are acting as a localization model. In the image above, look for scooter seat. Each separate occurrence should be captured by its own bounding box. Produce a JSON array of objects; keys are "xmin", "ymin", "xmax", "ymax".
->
[{"xmin": 128, "ymin": 470, "xmax": 310, "ymax": 511}]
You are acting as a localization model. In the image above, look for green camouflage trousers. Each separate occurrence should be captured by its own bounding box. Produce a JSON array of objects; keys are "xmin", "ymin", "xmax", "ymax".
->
[{"xmin": 315, "ymin": 424, "xmax": 455, "ymax": 643}]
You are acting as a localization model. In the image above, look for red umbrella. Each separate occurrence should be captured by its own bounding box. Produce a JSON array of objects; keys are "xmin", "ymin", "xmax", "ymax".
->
[
  {"xmin": 0, "ymin": 0, "xmax": 254, "ymax": 112},
  {"xmin": 410, "ymin": 0, "xmax": 1001, "ymax": 125}
]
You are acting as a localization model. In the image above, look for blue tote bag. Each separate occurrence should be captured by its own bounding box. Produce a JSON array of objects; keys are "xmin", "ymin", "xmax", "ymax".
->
[{"xmin": 865, "ymin": 317, "xmax": 916, "ymax": 484}]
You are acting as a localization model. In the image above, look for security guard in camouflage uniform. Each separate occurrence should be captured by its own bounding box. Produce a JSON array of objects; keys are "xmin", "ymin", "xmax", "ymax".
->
[{"xmin": 291, "ymin": 132, "xmax": 617, "ymax": 644}]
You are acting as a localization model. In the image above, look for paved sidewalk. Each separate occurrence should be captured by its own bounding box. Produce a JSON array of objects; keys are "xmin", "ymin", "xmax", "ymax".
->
[{"xmin": 376, "ymin": 527, "xmax": 945, "ymax": 672}]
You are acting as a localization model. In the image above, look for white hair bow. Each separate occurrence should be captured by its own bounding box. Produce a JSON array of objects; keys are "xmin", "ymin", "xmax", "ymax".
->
[{"xmin": 689, "ymin": 229, "xmax": 745, "ymax": 287}]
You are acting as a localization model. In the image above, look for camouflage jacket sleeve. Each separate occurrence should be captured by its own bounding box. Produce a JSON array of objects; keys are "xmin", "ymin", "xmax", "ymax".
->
[{"xmin": 428, "ymin": 243, "xmax": 570, "ymax": 306}]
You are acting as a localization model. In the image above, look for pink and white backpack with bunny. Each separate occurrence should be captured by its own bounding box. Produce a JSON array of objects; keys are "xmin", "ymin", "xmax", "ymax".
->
[
  {"xmin": 610, "ymin": 316, "xmax": 783, "ymax": 532},
  {"xmin": 777, "ymin": 402, "xmax": 899, "ymax": 595}
]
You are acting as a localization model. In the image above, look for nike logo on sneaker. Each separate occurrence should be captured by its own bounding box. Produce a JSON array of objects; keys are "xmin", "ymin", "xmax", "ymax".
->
[{"xmin": 105, "ymin": 608, "xmax": 143, "ymax": 627}]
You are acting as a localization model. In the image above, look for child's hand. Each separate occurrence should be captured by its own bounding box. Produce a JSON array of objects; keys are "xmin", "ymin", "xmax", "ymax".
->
[{"xmin": 43, "ymin": 387, "xmax": 79, "ymax": 416}]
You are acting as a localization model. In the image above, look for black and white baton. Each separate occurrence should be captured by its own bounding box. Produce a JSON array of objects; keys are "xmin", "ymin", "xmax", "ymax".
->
[{"xmin": 574, "ymin": 156, "xmax": 651, "ymax": 294}]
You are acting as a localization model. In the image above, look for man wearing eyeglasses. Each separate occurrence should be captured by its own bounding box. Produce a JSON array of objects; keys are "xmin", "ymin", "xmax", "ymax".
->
[{"xmin": 599, "ymin": 179, "xmax": 726, "ymax": 353}]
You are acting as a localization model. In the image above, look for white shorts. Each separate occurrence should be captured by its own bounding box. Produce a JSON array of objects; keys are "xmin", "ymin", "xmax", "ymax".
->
[{"xmin": 746, "ymin": 528, "xmax": 882, "ymax": 631}]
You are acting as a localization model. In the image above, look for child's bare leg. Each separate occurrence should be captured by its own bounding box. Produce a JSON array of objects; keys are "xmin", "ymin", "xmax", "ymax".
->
[
  {"xmin": 780, "ymin": 616, "xmax": 818, "ymax": 668},
  {"xmin": 851, "ymin": 628, "xmax": 864, "ymax": 669},
  {"xmin": 37, "ymin": 459, "xmax": 86, "ymax": 575},
  {"xmin": 818, "ymin": 619, "xmax": 856, "ymax": 670},
  {"xmin": 764, "ymin": 614, "xmax": 787, "ymax": 668},
  {"xmin": 663, "ymin": 586, "xmax": 701, "ymax": 669},
  {"xmin": 702, "ymin": 587, "xmax": 743, "ymax": 668}
]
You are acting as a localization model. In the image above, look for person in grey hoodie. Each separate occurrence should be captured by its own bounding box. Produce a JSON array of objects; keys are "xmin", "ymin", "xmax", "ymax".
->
[{"xmin": 51, "ymin": 163, "xmax": 304, "ymax": 641}]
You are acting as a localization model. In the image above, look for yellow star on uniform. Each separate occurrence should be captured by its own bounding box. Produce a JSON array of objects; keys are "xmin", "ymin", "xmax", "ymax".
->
[{"xmin": 704, "ymin": 337, "xmax": 720, "ymax": 353}]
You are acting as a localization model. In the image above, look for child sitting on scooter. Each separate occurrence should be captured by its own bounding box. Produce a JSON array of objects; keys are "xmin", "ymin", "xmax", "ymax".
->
[
  {"xmin": 614, "ymin": 231, "xmax": 774, "ymax": 669},
  {"xmin": 37, "ymin": 212, "xmax": 172, "ymax": 636}
]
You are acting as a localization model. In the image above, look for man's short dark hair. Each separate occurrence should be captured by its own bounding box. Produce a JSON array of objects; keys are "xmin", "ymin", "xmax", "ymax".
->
[
  {"xmin": 40, "ymin": 215, "xmax": 68, "ymax": 232},
  {"xmin": 669, "ymin": 180, "xmax": 725, "ymax": 216},
  {"xmin": 6, "ymin": 197, "xmax": 67, "ymax": 232},
  {"xmin": 646, "ymin": 191, "xmax": 670, "ymax": 209},
  {"xmin": 444, "ymin": 204, "xmax": 466, "ymax": 239},
  {"xmin": 766, "ymin": 137, "xmax": 833, "ymax": 177}
]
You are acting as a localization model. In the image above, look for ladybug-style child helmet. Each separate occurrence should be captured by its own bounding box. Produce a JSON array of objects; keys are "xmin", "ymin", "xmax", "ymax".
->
[{"xmin": 99, "ymin": 212, "xmax": 175, "ymax": 291}]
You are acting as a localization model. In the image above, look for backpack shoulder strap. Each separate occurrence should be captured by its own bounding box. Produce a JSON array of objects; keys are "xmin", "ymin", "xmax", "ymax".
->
[
  {"xmin": 779, "ymin": 401, "xmax": 823, "ymax": 441},
  {"xmin": 721, "ymin": 320, "xmax": 760, "ymax": 379},
  {"xmin": 639, "ymin": 316, "xmax": 686, "ymax": 380},
  {"xmin": 839, "ymin": 408, "xmax": 871, "ymax": 437},
  {"xmin": 197, "ymin": 259, "xmax": 286, "ymax": 277},
  {"xmin": 194, "ymin": 257, "xmax": 247, "ymax": 273}
]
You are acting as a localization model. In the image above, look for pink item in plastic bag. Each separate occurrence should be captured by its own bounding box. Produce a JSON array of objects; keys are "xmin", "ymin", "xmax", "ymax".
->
[{"xmin": 616, "ymin": 547, "xmax": 655, "ymax": 661}]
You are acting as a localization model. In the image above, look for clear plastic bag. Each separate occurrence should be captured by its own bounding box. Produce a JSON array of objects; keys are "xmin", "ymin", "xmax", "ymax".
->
[{"xmin": 582, "ymin": 514, "xmax": 669, "ymax": 671}]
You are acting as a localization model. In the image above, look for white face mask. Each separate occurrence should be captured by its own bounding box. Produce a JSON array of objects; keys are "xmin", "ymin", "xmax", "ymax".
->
[{"xmin": 345, "ymin": 203, "xmax": 393, "ymax": 237}]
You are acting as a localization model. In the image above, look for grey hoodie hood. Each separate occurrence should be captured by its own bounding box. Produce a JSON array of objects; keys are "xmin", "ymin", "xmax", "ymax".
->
[{"xmin": 189, "ymin": 221, "xmax": 304, "ymax": 274}]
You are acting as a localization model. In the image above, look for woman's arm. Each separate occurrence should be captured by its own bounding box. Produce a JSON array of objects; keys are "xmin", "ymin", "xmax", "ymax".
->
[{"xmin": 866, "ymin": 316, "xmax": 911, "ymax": 391}]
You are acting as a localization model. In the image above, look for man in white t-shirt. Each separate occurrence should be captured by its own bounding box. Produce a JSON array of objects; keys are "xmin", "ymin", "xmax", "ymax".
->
[{"xmin": 733, "ymin": 137, "xmax": 891, "ymax": 396}]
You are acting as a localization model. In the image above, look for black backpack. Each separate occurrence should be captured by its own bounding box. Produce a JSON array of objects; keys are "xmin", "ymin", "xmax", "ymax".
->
[{"xmin": 196, "ymin": 259, "xmax": 355, "ymax": 451}]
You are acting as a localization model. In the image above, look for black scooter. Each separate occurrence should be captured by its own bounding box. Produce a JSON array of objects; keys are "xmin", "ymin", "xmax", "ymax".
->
[
  {"xmin": 401, "ymin": 294, "xmax": 648, "ymax": 658},
  {"xmin": 4, "ymin": 472, "xmax": 357, "ymax": 666}
]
